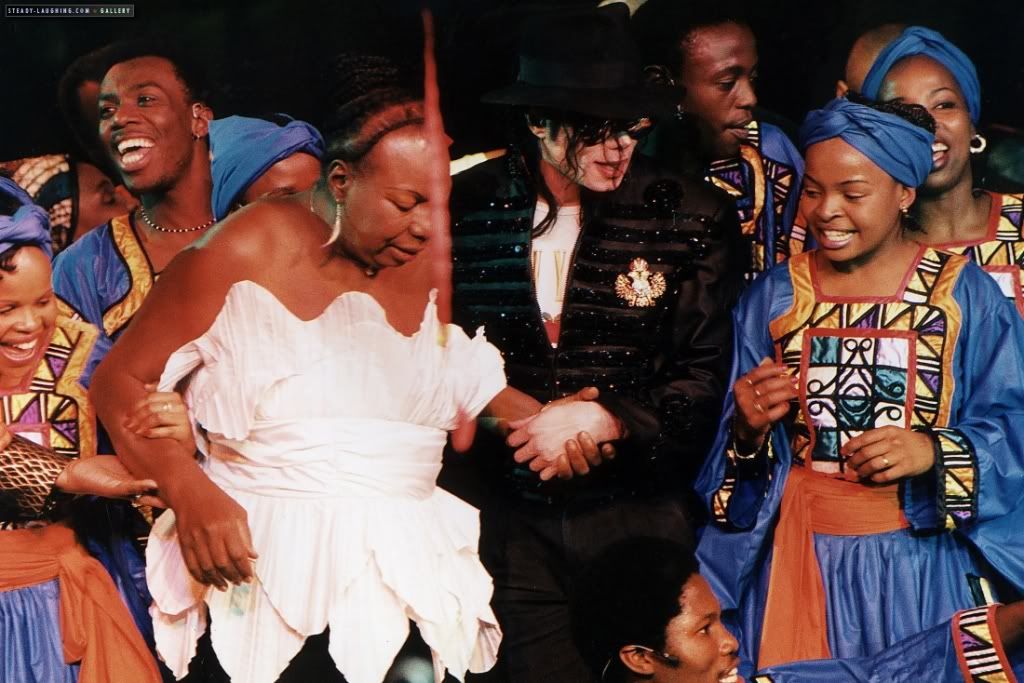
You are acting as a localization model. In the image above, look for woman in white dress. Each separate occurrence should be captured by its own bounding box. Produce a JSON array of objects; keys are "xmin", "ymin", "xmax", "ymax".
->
[{"xmin": 89, "ymin": 54, "xmax": 505, "ymax": 683}]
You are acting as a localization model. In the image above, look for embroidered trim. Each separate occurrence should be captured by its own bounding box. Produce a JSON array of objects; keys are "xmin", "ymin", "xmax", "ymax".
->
[
  {"xmin": 712, "ymin": 430, "xmax": 773, "ymax": 525},
  {"xmin": 928, "ymin": 427, "xmax": 978, "ymax": 529},
  {"xmin": 0, "ymin": 316, "xmax": 100, "ymax": 460},
  {"xmin": 770, "ymin": 250, "xmax": 966, "ymax": 470},
  {"xmin": 952, "ymin": 605, "xmax": 1016, "ymax": 682},
  {"xmin": 102, "ymin": 214, "xmax": 155, "ymax": 339}
]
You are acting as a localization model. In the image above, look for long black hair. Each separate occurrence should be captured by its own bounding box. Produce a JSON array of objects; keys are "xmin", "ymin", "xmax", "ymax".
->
[{"xmin": 509, "ymin": 107, "xmax": 600, "ymax": 238}]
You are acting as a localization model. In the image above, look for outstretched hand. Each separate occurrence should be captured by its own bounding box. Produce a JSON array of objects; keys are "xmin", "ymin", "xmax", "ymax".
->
[
  {"xmin": 56, "ymin": 455, "xmax": 165, "ymax": 507},
  {"xmin": 507, "ymin": 387, "xmax": 620, "ymax": 481}
]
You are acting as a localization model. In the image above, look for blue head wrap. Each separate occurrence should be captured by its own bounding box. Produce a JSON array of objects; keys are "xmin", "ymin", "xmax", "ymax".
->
[
  {"xmin": 0, "ymin": 176, "xmax": 53, "ymax": 259},
  {"xmin": 799, "ymin": 98, "xmax": 935, "ymax": 187},
  {"xmin": 209, "ymin": 115, "xmax": 325, "ymax": 220},
  {"xmin": 861, "ymin": 26, "xmax": 981, "ymax": 124}
]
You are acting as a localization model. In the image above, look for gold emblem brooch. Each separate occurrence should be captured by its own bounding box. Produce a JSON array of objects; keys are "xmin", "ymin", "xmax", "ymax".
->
[{"xmin": 615, "ymin": 257, "xmax": 666, "ymax": 307}]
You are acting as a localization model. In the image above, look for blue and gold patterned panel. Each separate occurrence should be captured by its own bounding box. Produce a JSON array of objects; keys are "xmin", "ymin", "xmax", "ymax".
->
[{"xmin": 801, "ymin": 330, "xmax": 916, "ymax": 474}]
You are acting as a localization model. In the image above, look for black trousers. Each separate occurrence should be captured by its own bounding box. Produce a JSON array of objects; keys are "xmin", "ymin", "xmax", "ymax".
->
[
  {"xmin": 471, "ymin": 492, "xmax": 695, "ymax": 683},
  {"xmin": 183, "ymin": 625, "xmax": 450, "ymax": 682}
]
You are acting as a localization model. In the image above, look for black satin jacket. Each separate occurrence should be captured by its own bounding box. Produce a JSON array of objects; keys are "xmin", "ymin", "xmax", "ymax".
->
[{"xmin": 450, "ymin": 152, "xmax": 746, "ymax": 500}]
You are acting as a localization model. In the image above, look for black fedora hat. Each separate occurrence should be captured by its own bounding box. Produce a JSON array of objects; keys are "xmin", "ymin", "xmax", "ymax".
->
[{"xmin": 481, "ymin": 3, "xmax": 678, "ymax": 120}]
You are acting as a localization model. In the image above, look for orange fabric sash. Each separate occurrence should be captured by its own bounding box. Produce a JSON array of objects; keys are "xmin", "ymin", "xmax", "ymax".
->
[
  {"xmin": 0, "ymin": 523, "xmax": 161, "ymax": 683},
  {"xmin": 757, "ymin": 466, "xmax": 910, "ymax": 669}
]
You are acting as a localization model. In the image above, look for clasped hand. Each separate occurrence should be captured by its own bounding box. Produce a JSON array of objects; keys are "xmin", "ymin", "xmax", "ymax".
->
[{"xmin": 506, "ymin": 387, "xmax": 621, "ymax": 481}]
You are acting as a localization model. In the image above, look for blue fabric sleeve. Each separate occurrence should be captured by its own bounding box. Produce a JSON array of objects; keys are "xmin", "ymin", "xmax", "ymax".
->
[{"xmin": 901, "ymin": 264, "xmax": 1024, "ymax": 592}]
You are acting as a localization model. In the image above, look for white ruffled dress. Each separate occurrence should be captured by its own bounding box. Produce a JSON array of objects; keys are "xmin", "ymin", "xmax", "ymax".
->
[{"xmin": 146, "ymin": 282, "xmax": 506, "ymax": 683}]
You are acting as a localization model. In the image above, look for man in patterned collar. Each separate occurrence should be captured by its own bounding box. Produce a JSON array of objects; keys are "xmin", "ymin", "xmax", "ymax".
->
[
  {"xmin": 52, "ymin": 39, "xmax": 323, "ymax": 372},
  {"xmin": 446, "ymin": 5, "xmax": 745, "ymax": 681},
  {"xmin": 633, "ymin": 1, "xmax": 805, "ymax": 280}
]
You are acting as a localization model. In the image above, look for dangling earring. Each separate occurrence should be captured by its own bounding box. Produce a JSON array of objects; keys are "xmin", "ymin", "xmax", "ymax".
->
[
  {"xmin": 325, "ymin": 200, "xmax": 342, "ymax": 245},
  {"xmin": 900, "ymin": 205, "xmax": 909, "ymax": 217},
  {"xmin": 674, "ymin": 103, "xmax": 686, "ymax": 122},
  {"xmin": 969, "ymin": 133, "xmax": 988, "ymax": 154},
  {"xmin": 192, "ymin": 133, "xmax": 201, "ymax": 141}
]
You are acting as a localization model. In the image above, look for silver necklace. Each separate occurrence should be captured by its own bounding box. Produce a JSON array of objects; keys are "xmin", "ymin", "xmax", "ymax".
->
[{"xmin": 138, "ymin": 206, "xmax": 215, "ymax": 233}]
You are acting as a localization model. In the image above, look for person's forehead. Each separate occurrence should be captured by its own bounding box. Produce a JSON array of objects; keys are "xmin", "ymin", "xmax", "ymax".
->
[
  {"xmin": 676, "ymin": 574, "xmax": 718, "ymax": 623},
  {"xmin": 685, "ymin": 23, "xmax": 756, "ymax": 65},
  {"xmin": 102, "ymin": 56, "xmax": 182, "ymax": 92},
  {"xmin": 886, "ymin": 54, "xmax": 956, "ymax": 84}
]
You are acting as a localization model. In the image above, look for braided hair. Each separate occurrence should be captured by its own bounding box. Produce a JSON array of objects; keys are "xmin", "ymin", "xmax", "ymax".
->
[
  {"xmin": 318, "ymin": 53, "xmax": 425, "ymax": 246},
  {"xmin": 321, "ymin": 53, "xmax": 424, "ymax": 166}
]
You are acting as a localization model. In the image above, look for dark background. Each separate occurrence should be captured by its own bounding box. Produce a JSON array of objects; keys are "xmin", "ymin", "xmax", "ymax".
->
[{"xmin": 2, "ymin": 0, "xmax": 1022, "ymax": 161}]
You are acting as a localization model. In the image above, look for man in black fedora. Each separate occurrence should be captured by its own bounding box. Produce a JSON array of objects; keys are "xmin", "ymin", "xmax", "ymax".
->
[{"xmin": 444, "ymin": 4, "xmax": 746, "ymax": 681}]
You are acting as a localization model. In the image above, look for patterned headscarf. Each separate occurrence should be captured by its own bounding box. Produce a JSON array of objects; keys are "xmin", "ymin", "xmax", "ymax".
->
[
  {"xmin": 0, "ymin": 176, "xmax": 53, "ymax": 259},
  {"xmin": 0, "ymin": 155, "xmax": 75, "ymax": 254},
  {"xmin": 209, "ymin": 115, "xmax": 324, "ymax": 220},
  {"xmin": 861, "ymin": 26, "xmax": 981, "ymax": 124},
  {"xmin": 800, "ymin": 98, "xmax": 935, "ymax": 188}
]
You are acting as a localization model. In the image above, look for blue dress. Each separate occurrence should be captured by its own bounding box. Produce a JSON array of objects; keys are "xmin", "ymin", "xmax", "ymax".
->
[
  {"xmin": 696, "ymin": 247, "xmax": 1024, "ymax": 677},
  {"xmin": 52, "ymin": 213, "xmax": 152, "ymax": 376},
  {"xmin": 754, "ymin": 604, "xmax": 1022, "ymax": 682}
]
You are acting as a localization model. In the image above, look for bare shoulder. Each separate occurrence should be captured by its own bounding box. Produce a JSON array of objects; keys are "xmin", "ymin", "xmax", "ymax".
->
[{"xmin": 184, "ymin": 194, "xmax": 323, "ymax": 275}]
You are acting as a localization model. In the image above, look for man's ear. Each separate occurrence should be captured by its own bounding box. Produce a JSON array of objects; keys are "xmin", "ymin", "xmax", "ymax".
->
[
  {"xmin": 619, "ymin": 646, "xmax": 657, "ymax": 676},
  {"xmin": 191, "ymin": 102, "xmax": 214, "ymax": 138}
]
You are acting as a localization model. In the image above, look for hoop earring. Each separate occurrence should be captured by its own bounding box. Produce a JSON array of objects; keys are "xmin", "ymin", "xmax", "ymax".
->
[{"xmin": 970, "ymin": 133, "xmax": 988, "ymax": 154}]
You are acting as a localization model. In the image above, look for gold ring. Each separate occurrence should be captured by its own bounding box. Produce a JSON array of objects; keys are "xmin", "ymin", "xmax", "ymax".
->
[
  {"xmin": 162, "ymin": 403, "xmax": 171, "ymax": 412},
  {"xmin": 882, "ymin": 457, "xmax": 891, "ymax": 467},
  {"xmin": 754, "ymin": 388, "xmax": 762, "ymax": 398},
  {"xmin": 130, "ymin": 493, "xmax": 143, "ymax": 508},
  {"xmin": 745, "ymin": 379, "xmax": 754, "ymax": 387},
  {"xmin": 754, "ymin": 401, "xmax": 765, "ymax": 413}
]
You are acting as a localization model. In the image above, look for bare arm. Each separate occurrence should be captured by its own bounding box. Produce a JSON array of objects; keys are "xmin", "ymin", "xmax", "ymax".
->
[{"xmin": 90, "ymin": 209, "xmax": 273, "ymax": 588}]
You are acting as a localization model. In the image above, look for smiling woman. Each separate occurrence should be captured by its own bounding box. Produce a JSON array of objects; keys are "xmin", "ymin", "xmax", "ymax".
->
[
  {"xmin": 0, "ymin": 176, "xmax": 163, "ymax": 683},
  {"xmin": 695, "ymin": 98, "xmax": 1024, "ymax": 677},
  {"xmin": 863, "ymin": 26, "xmax": 1024, "ymax": 319}
]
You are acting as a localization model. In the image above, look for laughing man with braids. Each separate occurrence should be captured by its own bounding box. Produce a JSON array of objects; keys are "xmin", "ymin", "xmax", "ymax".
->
[{"xmin": 90, "ymin": 53, "xmax": 504, "ymax": 683}]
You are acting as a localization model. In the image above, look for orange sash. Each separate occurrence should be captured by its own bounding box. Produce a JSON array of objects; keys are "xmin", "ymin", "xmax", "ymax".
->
[
  {"xmin": 757, "ymin": 466, "xmax": 910, "ymax": 669},
  {"xmin": 0, "ymin": 523, "xmax": 161, "ymax": 683}
]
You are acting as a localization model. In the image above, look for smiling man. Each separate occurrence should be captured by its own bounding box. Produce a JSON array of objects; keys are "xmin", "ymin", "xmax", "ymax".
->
[
  {"xmin": 52, "ymin": 41, "xmax": 323, "ymax": 368},
  {"xmin": 51, "ymin": 40, "xmax": 216, "ymax": 363},
  {"xmin": 633, "ymin": 2, "xmax": 805, "ymax": 281}
]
